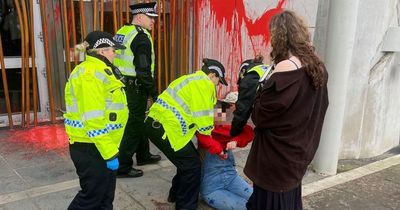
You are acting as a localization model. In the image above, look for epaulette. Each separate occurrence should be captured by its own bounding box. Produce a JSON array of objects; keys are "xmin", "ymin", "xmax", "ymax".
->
[{"xmin": 135, "ymin": 25, "xmax": 144, "ymax": 34}]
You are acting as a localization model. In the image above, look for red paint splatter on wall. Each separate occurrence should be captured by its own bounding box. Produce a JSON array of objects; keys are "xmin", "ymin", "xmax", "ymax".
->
[
  {"xmin": 3, "ymin": 124, "xmax": 69, "ymax": 159},
  {"xmin": 195, "ymin": 0, "xmax": 286, "ymax": 97}
]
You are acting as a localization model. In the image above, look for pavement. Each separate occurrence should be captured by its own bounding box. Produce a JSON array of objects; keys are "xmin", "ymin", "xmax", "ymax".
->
[{"xmin": 0, "ymin": 123, "xmax": 399, "ymax": 210}]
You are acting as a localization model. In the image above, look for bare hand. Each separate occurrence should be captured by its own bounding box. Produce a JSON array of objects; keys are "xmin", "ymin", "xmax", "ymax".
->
[
  {"xmin": 226, "ymin": 141, "xmax": 237, "ymax": 150},
  {"xmin": 218, "ymin": 151, "xmax": 228, "ymax": 160}
]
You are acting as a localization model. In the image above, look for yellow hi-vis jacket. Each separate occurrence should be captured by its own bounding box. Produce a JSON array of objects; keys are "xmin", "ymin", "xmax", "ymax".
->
[
  {"xmin": 64, "ymin": 55, "xmax": 129, "ymax": 160},
  {"xmin": 113, "ymin": 25, "xmax": 155, "ymax": 77},
  {"xmin": 148, "ymin": 70, "xmax": 217, "ymax": 151},
  {"xmin": 247, "ymin": 64, "xmax": 270, "ymax": 78},
  {"xmin": 247, "ymin": 64, "xmax": 272, "ymax": 90}
]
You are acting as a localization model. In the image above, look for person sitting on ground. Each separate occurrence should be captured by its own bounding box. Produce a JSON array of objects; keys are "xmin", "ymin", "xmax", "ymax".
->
[{"xmin": 198, "ymin": 100, "xmax": 254, "ymax": 210}]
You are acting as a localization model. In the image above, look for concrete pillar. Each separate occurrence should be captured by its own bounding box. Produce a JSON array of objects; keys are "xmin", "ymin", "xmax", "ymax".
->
[{"xmin": 312, "ymin": 0, "xmax": 360, "ymax": 175}]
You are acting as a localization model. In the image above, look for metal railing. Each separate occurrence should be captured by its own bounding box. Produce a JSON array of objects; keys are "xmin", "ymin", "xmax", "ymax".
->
[{"xmin": 0, "ymin": 0, "xmax": 196, "ymax": 128}]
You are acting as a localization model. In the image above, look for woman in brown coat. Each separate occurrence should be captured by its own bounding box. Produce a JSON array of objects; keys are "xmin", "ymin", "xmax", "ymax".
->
[{"xmin": 244, "ymin": 10, "xmax": 329, "ymax": 210}]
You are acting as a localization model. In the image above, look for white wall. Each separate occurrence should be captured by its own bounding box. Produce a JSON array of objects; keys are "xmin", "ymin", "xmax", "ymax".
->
[{"xmin": 315, "ymin": 0, "xmax": 400, "ymax": 159}]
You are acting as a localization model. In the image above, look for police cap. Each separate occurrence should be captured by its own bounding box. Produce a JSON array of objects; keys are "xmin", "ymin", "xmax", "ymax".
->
[
  {"xmin": 130, "ymin": 2, "xmax": 158, "ymax": 17},
  {"xmin": 202, "ymin": 58, "xmax": 228, "ymax": 86}
]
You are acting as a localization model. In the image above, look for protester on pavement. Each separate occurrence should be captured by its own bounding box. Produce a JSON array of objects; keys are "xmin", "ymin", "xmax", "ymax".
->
[
  {"xmin": 244, "ymin": 10, "xmax": 329, "ymax": 210},
  {"xmin": 143, "ymin": 58, "xmax": 228, "ymax": 210},
  {"xmin": 199, "ymin": 101, "xmax": 254, "ymax": 210},
  {"xmin": 64, "ymin": 31, "xmax": 128, "ymax": 210},
  {"xmin": 113, "ymin": 1, "xmax": 161, "ymax": 178}
]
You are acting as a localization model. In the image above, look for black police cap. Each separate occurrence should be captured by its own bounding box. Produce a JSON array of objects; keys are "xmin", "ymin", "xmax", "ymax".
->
[
  {"xmin": 129, "ymin": 2, "xmax": 158, "ymax": 17},
  {"xmin": 202, "ymin": 58, "xmax": 228, "ymax": 86},
  {"xmin": 85, "ymin": 31, "xmax": 126, "ymax": 50}
]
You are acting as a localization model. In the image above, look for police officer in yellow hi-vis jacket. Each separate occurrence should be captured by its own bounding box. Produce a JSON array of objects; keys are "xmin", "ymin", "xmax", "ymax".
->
[
  {"xmin": 144, "ymin": 58, "xmax": 228, "ymax": 210},
  {"xmin": 64, "ymin": 31, "xmax": 128, "ymax": 210},
  {"xmin": 114, "ymin": 1, "xmax": 161, "ymax": 178}
]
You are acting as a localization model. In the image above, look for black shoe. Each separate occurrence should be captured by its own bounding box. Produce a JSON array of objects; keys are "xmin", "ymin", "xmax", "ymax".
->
[
  {"xmin": 117, "ymin": 168, "xmax": 143, "ymax": 178},
  {"xmin": 137, "ymin": 154, "xmax": 161, "ymax": 166}
]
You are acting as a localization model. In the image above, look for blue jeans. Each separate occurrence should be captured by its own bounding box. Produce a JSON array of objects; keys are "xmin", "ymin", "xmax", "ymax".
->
[{"xmin": 201, "ymin": 150, "xmax": 253, "ymax": 210}]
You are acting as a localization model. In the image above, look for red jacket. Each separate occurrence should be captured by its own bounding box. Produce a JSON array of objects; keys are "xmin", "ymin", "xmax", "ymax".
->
[{"xmin": 196, "ymin": 124, "xmax": 254, "ymax": 154}]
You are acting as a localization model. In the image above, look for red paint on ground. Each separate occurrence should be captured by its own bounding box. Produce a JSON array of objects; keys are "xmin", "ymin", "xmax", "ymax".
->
[{"xmin": 4, "ymin": 124, "xmax": 69, "ymax": 158}]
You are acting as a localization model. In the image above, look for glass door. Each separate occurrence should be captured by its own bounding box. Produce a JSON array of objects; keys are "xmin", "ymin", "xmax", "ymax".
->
[{"xmin": 0, "ymin": 0, "xmax": 49, "ymax": 127}]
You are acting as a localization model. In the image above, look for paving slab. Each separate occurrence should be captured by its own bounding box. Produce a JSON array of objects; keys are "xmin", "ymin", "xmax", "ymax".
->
[
  {"xmin": 0, "ymin": 157, "xmax": 14, "ymax": 177},
  {"xmin": 32, "ymin": 188, "xmax": 77, "ymax": 210},
  {"xmin": 0, "ymin": 175, "xmax": 28, "ymax": 196},
  {"xmin": 303, "ymin": 164, "xmax": 400, "ymax": 210},
  {"xmin": 0, "ymin": 199, "xmax": 38, "ymax": 210},
  {"xmin": 117, "ymin": 167, "xmax": 175, "ymax": 209},
  {"xmin": 304, "ymin": 187, "xmax": 391, "ymax": 210},
  {"xmin": 333, "ymin": 165, "xmax": 400, "ymax": 210},
  {"xmin": 15, "ymin": 160, "xmax": 76, "ymax": 188}
]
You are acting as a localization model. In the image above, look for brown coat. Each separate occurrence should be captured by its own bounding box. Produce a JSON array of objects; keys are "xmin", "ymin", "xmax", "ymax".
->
[{"xmin": 244, "ymin": 67, "xmax": 329, "ymax": 192}]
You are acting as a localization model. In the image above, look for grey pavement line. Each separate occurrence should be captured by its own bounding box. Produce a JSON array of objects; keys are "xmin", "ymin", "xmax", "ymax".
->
[
  {"xmin": 0, "ymin": 179, "xmax": 79, "ymax": 205},
  {"xmin": 0, "ymin": 147, "xmax": 250, "ymax": 205},
  {"xmin": 302, "ymin": 154, "xmax": 400, "ymax": 197},
  {"xmin": 1, "ymin": 153, "xmax": 30, "ymax": 187}
]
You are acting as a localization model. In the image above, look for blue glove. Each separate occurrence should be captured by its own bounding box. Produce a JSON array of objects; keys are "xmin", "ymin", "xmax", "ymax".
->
[{"xmin": 106, "ymin": 158, "xmax": 119, "ymax": 171}]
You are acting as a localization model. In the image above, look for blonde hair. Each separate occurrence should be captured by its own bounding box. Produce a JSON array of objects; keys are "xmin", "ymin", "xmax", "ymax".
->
[
  {"xmin": 253, "ymin": 54, "xmax": 264, "ymax": 63},
  {"xmin": 74, "ymin": 41, "xmax": 89, "ymax": 57}
]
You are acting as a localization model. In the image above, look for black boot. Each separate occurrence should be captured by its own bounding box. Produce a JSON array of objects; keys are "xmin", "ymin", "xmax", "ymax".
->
[
  {"xmin": 137, "ymin": 154, "xmax": 161, "ymax": 166},
  {"xmin": 116, "ymin": 167, "xmax": 143, "ymax": 178}
]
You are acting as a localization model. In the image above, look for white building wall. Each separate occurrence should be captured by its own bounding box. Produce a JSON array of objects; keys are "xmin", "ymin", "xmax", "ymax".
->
[{"xmin": 315, "ymin": 0, "xmax": 400, "ymax": 159}]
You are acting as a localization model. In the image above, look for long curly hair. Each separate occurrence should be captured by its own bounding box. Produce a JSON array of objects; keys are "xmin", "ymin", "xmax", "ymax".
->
[{"xmin": 269, "ymin": 10, "xmax": 327, "ymax": 89}]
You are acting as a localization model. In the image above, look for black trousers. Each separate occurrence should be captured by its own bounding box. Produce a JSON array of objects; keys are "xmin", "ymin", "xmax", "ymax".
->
[
  {"xmin": 144, "ymin": 117, "xmax": 201, "ymax": 210},
  {"xmin": 118, "ymin": 78, "xmax": 151, "ymax": 172},
  {"xmin": 68, "ymin": 143, "xmax": 116, "ymax": 210}
]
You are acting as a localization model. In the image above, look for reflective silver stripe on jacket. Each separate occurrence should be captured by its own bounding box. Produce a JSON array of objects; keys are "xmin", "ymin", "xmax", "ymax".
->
[
  {"xmin": 119, "ymin": 29, "xmax": 139, "ymax": 56},
  {"xmin": 166, "ymin": 75, "xmax": 214, "ymax": 118},
  {"xmin": 66, "ymin": 67, "xmax": 85, "ymax": 113},
  {"xmin": 82, "ymin": 110, "xmax": 104, "ymax": 121},
  {"xmin": 118, "ymin": 67, "xmax": 136, "ymax": 76},
  {"xmin": 115, "ymin": 54, "xmax": 134, "ymax": 61},
  {"xmin": 94, "ymin": 71, "xmax": 109, "ymax": 84},
  {"xmin": 107, "ymin": 103, "xmax": 125, "ymax": 110},
  {"xmin": 66, "ymin": 83, "xmax": 78, "ymax": 112},
  {"xmin": 105, "ymin": 98, "xmax": 125, "ymax": 110}
]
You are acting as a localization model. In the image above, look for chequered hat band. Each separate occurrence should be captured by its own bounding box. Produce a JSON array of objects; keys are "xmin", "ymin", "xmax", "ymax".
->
[
  {"xmin": 93, "ymin": 38, "xmax": 115, "ymax": 49},
  {"xmin": 131, "ymin": 8, "xmax": 155, "ymax": 14}
]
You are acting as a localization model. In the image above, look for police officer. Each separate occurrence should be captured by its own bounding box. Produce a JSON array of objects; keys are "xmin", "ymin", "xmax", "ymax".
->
[
  {"xmin": 143, "ymin": 58, "xmax": 228, "ymax": 210},
  {"xmin": 230, "ymin": 55, "xmax": 272, "ymax": 137},
  {"xmin": 64, "ymin": 31, "xmax": 128, "ymax": 210},
  {"xmin": 113, "ymin": 2, "xmax": 161, "ymax": 178}
]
